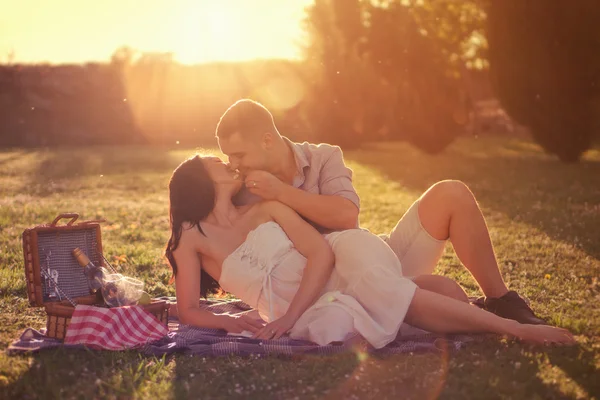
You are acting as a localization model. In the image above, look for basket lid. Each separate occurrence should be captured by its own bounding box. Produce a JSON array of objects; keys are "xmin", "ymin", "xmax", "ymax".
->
[{"xmin": 23, "ymin": 213, "xmax": 106, "ymax": 307}]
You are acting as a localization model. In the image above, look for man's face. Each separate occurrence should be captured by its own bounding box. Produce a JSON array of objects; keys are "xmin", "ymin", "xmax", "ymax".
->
[{"xmin": 217, "ymin": 131, "xmax": 271, "ymax": 176}]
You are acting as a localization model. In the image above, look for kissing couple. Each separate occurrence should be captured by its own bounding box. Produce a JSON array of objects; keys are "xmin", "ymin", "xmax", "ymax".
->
[{"xmin": 165, "ymin": 99, "xmax": 574, "ymax": 347}]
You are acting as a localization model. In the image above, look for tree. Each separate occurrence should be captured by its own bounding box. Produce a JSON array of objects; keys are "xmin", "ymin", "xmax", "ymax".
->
[
  {"xmin": 487, "ymin": 0, "xmax": 600, "ymax": 162},
  {"xmin": 302, "ymin": 0, "xmax": 487, "ymax": 151},
  {"xmin": 301, "ymin": 0, "xmax": 378, "ymax": 148}
]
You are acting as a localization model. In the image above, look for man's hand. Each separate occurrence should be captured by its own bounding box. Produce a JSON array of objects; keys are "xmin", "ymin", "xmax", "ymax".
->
[
  {"xmin": 253, "ymin": 313, "xmax": 298, "ymax": 340},
  {"xmin": 244, "ymin": 170, "xmax": 286, "ymax": 200}
]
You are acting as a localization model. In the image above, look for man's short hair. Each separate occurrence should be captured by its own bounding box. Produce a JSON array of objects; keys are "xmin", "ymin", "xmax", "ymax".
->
[{"xmin": 216, "ymin": 99, "xmax": 278, "ymax": 140}]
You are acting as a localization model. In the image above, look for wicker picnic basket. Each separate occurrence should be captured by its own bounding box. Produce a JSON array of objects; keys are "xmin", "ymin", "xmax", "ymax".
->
[{"xmin": 22, "ymin": 212, "xmax": 169, "ymax": 340}]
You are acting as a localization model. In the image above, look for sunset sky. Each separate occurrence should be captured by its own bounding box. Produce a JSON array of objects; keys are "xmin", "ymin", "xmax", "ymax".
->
[{"xmin": 0, "ymin": 0, "xmax": 312, "ymax": 65}]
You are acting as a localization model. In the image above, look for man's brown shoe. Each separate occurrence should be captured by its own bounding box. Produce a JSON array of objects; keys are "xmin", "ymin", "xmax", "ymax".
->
[{"xmin": 473, "ymin": 291, "xmax": 547, "ymax": 325}]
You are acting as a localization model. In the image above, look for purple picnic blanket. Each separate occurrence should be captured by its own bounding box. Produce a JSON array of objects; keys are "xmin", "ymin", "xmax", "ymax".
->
[{"xmin": 7, "ymin": 298, "xmax": 476, "ymax": 356}]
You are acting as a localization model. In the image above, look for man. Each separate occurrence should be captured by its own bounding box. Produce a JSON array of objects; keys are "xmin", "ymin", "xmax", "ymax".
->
[{"xmin": 215, "ymin": 98, "xmax": 545, "ymax": 325}]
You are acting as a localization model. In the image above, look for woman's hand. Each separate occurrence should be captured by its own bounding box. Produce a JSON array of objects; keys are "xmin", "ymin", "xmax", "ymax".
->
[
  {"xmin": 513, "ymin": 324, "xmax": 576, "ymax": 345},
  {"xmin": 253, "ymin": 313, "xmax": 298, "ymax": 340},
  {"xmin": 220, "ymin": 314, "xmax": 265, "ymax": 334}
]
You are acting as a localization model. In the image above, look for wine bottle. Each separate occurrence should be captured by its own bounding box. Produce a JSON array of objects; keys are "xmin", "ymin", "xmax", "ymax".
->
[{"xmin": 72, "ymin": 247, "xmax": 104, "ymax": 292}]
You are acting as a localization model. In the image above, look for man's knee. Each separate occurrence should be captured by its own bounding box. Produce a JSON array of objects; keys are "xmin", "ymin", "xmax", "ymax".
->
[
  {"xmin": 422, "ymin": 180, "xmax": 475, "ymax": 208},
  {"xmin": 417, "ymin": 180, "xmax": 475, "ymax": 239}
]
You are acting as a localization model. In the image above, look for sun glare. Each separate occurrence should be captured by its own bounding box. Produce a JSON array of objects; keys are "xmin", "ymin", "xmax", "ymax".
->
[
  {"xmin": 174, "ymin": 4, "xmax": 247, "ymax": 64},
  {"xmin": 1, "ymin": 0, "xmax": 310, "ymax": 65},
  {"xmin": 156, "ymin": 0, "xmax": 310, "ymax": 65}
]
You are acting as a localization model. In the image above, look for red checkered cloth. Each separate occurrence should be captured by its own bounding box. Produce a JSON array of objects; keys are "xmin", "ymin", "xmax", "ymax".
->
[{"xmin": 64, "ymin": 305, "xmax": 168, "ymax": 350}]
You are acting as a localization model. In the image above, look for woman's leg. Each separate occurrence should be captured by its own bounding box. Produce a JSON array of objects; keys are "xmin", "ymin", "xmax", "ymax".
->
[
  {"xmin": 325, "ymin": 230, "xmax": 572, "ymax": 345},
  {"xmin": 404, "ymin": 288, "xmax": 574, "ymax": 345},
  {"xmin": 411, "ymin": 275, "xmax": 469, "ymax": 303}
]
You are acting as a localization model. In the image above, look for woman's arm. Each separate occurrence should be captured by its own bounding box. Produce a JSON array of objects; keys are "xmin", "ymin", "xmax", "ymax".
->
[
  {"xmin": 255, "ymin": 201, "xmax": 335, "ymax": 339},
  {"xmin": 172, "ymin": 229, "xmax": 224, "ymax": 328},
  {"xmin": 173, "ymin": 228, "xmax": 263, "ymax": 333}
]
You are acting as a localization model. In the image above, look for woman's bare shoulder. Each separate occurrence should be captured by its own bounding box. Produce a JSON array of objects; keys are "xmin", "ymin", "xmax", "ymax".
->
[{"xmin": 178, "ymin": 222, "xmax": 207, "ymax": 248}]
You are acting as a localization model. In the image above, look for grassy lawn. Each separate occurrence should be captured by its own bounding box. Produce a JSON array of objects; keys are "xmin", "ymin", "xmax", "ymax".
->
[{"xmin": 1, "ymin": 135, "xmax": 599, "ymax": 399}]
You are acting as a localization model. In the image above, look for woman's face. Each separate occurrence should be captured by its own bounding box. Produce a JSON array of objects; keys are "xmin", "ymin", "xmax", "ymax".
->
[{"xmin": 202, "ymin": 156, "xmax": 243, "ymax": 191}]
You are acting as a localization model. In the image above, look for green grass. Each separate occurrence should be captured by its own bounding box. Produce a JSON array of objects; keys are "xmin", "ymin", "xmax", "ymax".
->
[{"xmin": 1, "ymin": 135, "xmax": 599, "ymax": 399}]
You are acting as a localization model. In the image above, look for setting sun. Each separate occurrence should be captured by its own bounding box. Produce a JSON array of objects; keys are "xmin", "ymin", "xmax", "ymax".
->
[
  {"xmin": 0, "ymin": 0, "xmax": 311, "ymax": 65},
  {"xmin": 173, "ymin": 2, "xmax": 254, "ymax": 64}
]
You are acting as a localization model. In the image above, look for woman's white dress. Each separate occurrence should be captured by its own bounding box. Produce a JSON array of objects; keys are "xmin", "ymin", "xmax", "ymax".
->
[{"xmin": 218, "ymin": 222, "xmax": 417, "ymax": 348}]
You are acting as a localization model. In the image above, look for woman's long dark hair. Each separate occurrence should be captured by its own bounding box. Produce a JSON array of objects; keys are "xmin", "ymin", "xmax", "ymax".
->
[{"xmin": 165, "ymin": 155, "xmax": 221, "ymax": 298}]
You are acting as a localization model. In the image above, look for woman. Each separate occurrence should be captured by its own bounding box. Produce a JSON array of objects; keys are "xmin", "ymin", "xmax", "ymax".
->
[{"xmin": 165, "ymin": 155, "xmax": 574, "ymax": 348}]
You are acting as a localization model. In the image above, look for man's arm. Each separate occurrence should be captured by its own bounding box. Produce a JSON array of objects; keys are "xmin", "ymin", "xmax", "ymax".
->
[
  {"xmin": 282, "ymin": 146, "xmax": 359, "ymax": 230},
  {"xmin": 245, "ymin": 146, "xmax": 360, "ymax": 231}
]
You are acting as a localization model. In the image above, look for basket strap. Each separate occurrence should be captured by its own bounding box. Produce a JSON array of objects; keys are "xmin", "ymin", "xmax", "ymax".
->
[
  {"xmin": 79, "ymin": 219, "xmax": 107, "ymax": 225},
  {"xmin": 101, "ymin": 254, "xmax": 118, "ymax": 273}
]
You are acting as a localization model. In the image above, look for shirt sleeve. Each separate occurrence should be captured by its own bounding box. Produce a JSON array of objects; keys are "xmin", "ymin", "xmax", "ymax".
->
[{"xmin": 318, "ymin": 146, "xmax": 360, "ymax": 210}]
